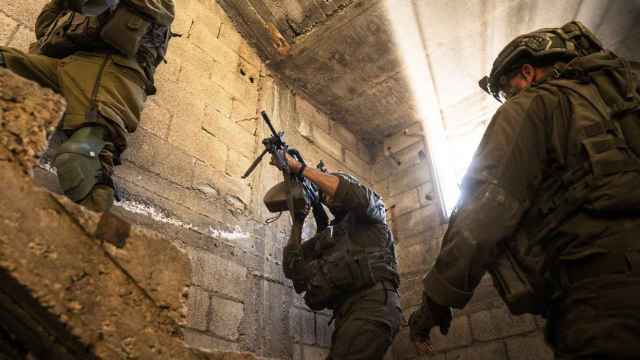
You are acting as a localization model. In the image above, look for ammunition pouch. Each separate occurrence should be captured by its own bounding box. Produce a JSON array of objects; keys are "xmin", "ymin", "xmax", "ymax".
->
[
  {"xmin": 100, "ymin": 5, "xmax": 151, "ymax": 57},
  {"xmin": 53, "ymin": 126, "xmax": 112, "ymax": 202},
  {"xmin": 489, "ymin": 244, "xmax": 545, "ymax": 315},
  {"xmin": 37, "ymin": 2, "xmax": 172, "ymax": 87},
  {"xmin": 38, "ymin": 11, "xmax": 106, "ymax": 58},
  {"xmin": 303, "ymin": 251, "xmax": 394, "ymax": 311}
]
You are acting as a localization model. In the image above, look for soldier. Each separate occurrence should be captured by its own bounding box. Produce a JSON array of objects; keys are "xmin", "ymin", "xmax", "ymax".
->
[
  {"xmin": 409, "ymin": 21, "xmax": 640, "ymax": 358},
  {"xmin": 0, "ymin": 0, "xmax": 175, "ymax": 212},
  {"xmin": 272, "ymin": 153, "xmax": 403, "ymax": 359}
]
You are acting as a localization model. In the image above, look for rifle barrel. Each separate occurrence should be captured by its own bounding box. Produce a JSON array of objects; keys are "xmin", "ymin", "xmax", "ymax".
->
[{"xmin": 261, "ymin": 111, "xmax": 279, "ymax": 138}]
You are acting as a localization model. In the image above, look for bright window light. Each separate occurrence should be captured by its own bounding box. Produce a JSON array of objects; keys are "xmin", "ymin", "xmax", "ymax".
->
[{"xmin": 384, "ymin": 0, "xmax": 498, "ymax": 218}]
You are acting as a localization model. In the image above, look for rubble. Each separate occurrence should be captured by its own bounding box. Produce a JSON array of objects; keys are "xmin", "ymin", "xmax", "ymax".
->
[{"xmin": 0, "ymin": 66, "xmax": 257, "ymax": 359}]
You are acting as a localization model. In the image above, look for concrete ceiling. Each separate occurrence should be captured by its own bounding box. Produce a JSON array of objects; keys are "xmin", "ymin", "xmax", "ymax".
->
[{"xmin": 219, "ymin": 0, "xmax": 640, "ymax": 144}]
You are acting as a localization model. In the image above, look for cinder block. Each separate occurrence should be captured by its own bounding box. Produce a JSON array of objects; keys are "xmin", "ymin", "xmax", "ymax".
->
[
  {"xmin": 207, "ymin": 51, "xmax": 258, "ymax": 109},
  {"xmin": 188, "ymin": 128, "xmax": 228, "ymax": 171},
  {"xmin": 154, "ymin": 49, "xmax": 181, "ymax": 84},
  {"xmin": 296, "ymin": 97, "xmax": 330, "ymax": 133},
  {"xmin": 457, "ymin": 281, "xmax": 504, "ymax": 317},
  {"xmin": 189, "ymin": 249, "xmax": 247, "ymax": 300},
  {"xmin": 0, "ymin": 11, "xmax": 18, "ymax": 46},
  {"xmin": 192, "ymin": 153, "xmax": 252, "ymax": 207},
  {"xmin": 344, "ymin": 149, "xmax": 370, "ymax": 181},
  {"xmin": 387, "ymin": 188, "xmax": 421, "ymax": 217},
  {"xmin": 302, "ymin": 345, "xmax": 329, "ymax": 360},
  {"xmin": 388, "ymin": 162, "xmax": 431, "ymax": 197},
  {"xmin": 316, "ymin": 313, "xmax": 334, "ymax": 348},
  {"xmin": 156, "ymin": 71, "xmax": 206, "ymax": 119},
  {"xmin": 373, "ymin": 178, "xmax": 389, "ymax": 199},
  {"xmin": 394, "ymin": 205, "xmax": 440, "ymax": 240},
  {"xmin": 239, "ymin": 41, "xmax": 262, "ymax": 67},
  {"xmin": 230, "ymin": 98, "xmax": 258, "ymax": 135},
  {"xmin": 383, "ymin": 123, "xmax": 423, "ymax": 155},
  {"xmin": 332, "ymin": 122, "xmax": 357, "ymax": 149},
  {"xmin": 218, "ymin": 19, "xmax": 244, "ymax": 55},
  {"xmin": 396, "ymin": 240, "xmax": 436, "ymax": 275},
  {"xmin": 310, "ymin": 126, "xmax": 343, "ymax": 161},
  {"xmin": 290, "ymin": 308, "xmax": 316, "ymax": 345},
  {"xmin": 139, "ymin": 99, "xmax": 172, "ymax": 139},
  {"xmin": 202, "ymin": 106, "xmax": 256, "ymax": 159},
  {"xmin": 398, "ymin": 274, "xmax": 423, "ymax": 309},
  {"xmin": 505, "ymin": 334, "xmax": 553, "ymax": 360},
  {"xmin": 124, "ymin": 128, "xmax": 195, "ymax": 187},
  {"xmin": 183, "ymin": 328, "xmax": 239, "ymax": 353},
  {"xmin": 225, "ymin": 149, "xmax": 252, "ymax": 178},
  {"xmin": 390, "ymin": 326, "xmax": 420, "ymax": 360},
  {"xmin": 356, "ymin": 141, "xmax": 373, "ymax": 165},
  {"xmin": 430, "ymin": 315, "xmax": 472, "ymax": 352},
  {"xmin": 186, "ymin": 286, "xmax": 210, "ymax": 331},
  {"xmin": 208, "ymin": 296, "xmax": 244, "ymax": 340},
  {"xmin": 293, "ymin": 343, "xmax": 303, "ymax": 360},
  {"xmin": 150, "ymin": 140, "xmax": 196, "ymax": 187},
  {"xmin": 261, "ymin": 281, "xmax": 290, "ymax": 356},
  {"xmin": 0, "ymin": 1, "xmax": 49, "ymax": 28},
  {"xmin": 470, "ymin": 307, "xmax": 536, "ymax": 341},
  {"xmin": 115, "ymin": 162, "xmax": 228, "ymax": 224},
  {"xmin": 446, "ymin": 341, "xmax": 507, "ymax": 360},
  {"xmin": 418, "ymin": 182, "xmax": 435, "ymax": 207},
  {"xmin": 162, "ymin": 90, "xmax": 224, "ymax": 167},
  {"xmin": 7, "ymin": 24, "xmax": 34, "ymax": 51}
]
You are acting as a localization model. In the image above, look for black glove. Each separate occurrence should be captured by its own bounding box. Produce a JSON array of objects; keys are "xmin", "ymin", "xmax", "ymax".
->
[{"xmin": 409, "ymin": 294, "xmax": 453, "ymax": 342}]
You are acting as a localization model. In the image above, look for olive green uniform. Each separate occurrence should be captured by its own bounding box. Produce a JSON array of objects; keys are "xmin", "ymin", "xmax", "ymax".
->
[
  {"xmin": 284, "ymin": 176, "xmax": 403, "ymax": 359},
  {"xmin": 0, "ymin": 0, "xmax": 174, "ymax": 211},
  {"xmin": 424, "ymin": 52, "xmax": 640, "ymax": 359}
]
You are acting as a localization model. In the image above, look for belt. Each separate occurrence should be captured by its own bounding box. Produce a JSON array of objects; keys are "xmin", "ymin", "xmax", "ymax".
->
[{"xmin": 564, "ymin": 250, "xmax": 640, "ymax": 284}]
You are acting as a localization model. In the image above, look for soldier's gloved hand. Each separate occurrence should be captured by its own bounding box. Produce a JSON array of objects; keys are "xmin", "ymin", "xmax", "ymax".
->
[
  {"xmin": 269, "ymin": 150, "xmax": 293, "ymax": 171},
  {"xmin": 409, "ymin": 294, "xmax": 453, "ymax": 345}
]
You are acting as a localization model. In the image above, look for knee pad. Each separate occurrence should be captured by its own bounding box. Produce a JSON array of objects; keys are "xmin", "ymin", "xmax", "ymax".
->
[{"xmin": 53, "ymin": 126, "xmax": 111, "ymax": 202}]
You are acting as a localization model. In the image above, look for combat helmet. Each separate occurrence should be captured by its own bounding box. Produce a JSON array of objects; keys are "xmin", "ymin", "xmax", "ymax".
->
[{"xmin": 479, "ymin": 21, "xmax": 603, "ymax": 101}]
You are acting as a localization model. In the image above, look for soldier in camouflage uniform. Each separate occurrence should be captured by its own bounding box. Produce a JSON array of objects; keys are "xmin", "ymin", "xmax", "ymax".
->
[
  {"xmin": 0, "ymin": 0, "xmax": 174, "ymax": 212},
  {"xmin": 272, "ymin": 153, "xmax": 403, "ymax": 359},
  {"xmin": 409, "ymin": 21, "xmax": 640, "ymax": 359}
]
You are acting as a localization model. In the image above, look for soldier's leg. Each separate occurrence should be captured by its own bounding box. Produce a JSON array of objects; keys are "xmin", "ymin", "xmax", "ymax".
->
[
  {"xmin": 547, "ymin": 274, "xmax": 640, "ymax": 359},
  {"xmin": 330, "ymin": 318, "xmax": 395, "ymax": 360},
  {"xmin": 54, "ymin": 53, "xmax": 146, "ymax": 212},
  {"xmin": 329, "ymin": 286, "xmax": 402, "ymax": 360},
  {"xmin": 53, "ymin": 125, "xmax": 116, "ymax": 212},
  {"xmin": 0, "ymin": 47, "xmax": 60, "ymax": 91}
]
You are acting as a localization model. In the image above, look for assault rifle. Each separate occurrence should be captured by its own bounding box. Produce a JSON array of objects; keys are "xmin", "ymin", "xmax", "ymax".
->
[{"xmin": 243, "ymin": 111, "xmax": 329, "ymax": 231}]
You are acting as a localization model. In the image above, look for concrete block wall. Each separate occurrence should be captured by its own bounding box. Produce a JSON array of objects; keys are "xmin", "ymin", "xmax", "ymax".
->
[
  {"xmin": 374, "ymin": 125, "xmax": 553, "ymax": 360},
  {"xmin": 0, "ymin": 1, "xmax": 372, "ymax": 359}
]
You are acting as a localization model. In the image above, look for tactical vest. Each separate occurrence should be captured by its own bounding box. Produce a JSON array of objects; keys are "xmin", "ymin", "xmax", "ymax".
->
[
  {"xmin": 299, "ymin": 216, "xmax": 399, "ymax": 311},
  {"xmin": 490, "ymin": 52, "xmax": 640, "ymax": 315},
  {"xmin": 37, "ymin": 2, "xmax": 172, "ymax": 94}
]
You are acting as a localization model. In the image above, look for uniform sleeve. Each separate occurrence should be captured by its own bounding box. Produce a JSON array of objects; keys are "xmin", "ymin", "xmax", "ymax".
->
[
  {"xmin": 424, "ymin": 91, "xmax": 552, "ymax": 308},
  {"xmin": 332, "ymin": 176, "xmax": 386, "ymax": 223}
]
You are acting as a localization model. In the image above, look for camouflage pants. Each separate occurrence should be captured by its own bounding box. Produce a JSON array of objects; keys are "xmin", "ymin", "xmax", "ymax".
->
[
  {"xmin": 0, "ymin": 47, "xmax": 147, "ymax": 150},
  {"xmin": 547, "ymin": 273, "xmax": 640, "ymax": 359},
  {"xmin": 329, "ymin": 282, "xmax": 402, "ymax": 360},
  {"xmin": 0, "ymin": 47, "xmax": 147, "ymax": 211}
]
